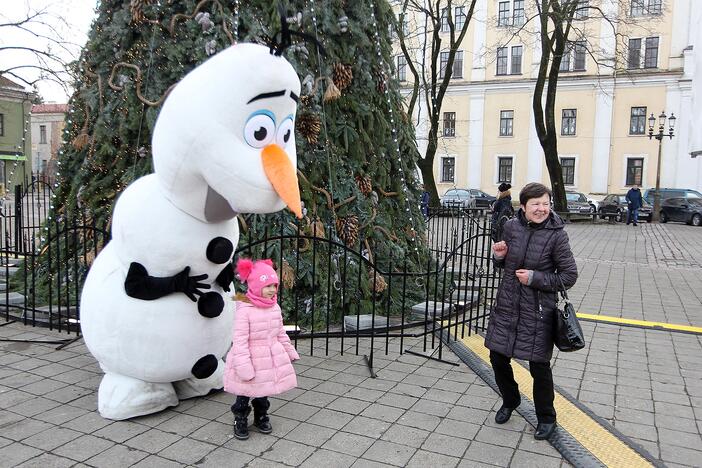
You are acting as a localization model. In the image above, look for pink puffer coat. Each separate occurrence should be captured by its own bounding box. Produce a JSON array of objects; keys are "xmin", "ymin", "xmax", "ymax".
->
[{"xmin": 223, "ymin": 301, "xmax": 299, "ymax": 397}]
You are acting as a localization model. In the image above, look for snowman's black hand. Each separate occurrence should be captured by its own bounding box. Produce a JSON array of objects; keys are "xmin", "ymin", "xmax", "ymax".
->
[
  {"xmin": 215, "ymin": 262, "xmax": 235, "ymax": 292},
  {"xmin": 124, "ymin": 262, "xmax": 209, "ymax": 301},
  {"xmin": 173, "ymin": 266, "xmax": 210, "ymax": 302}
]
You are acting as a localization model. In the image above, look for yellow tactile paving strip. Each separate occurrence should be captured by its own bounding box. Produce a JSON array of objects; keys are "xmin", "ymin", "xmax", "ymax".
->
[
  {"xmin": 577, "ymin": 313, "xmax": 702, "ymax": 334},
  {"xmin": 459, "ymin": 331, "xmax": 653, "ymax": 468}
]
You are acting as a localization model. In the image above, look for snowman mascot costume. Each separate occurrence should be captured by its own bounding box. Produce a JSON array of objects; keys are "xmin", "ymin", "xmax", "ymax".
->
[{"xmin": 80, "ymin": 42, "xmax": 303, "ymax": 420}]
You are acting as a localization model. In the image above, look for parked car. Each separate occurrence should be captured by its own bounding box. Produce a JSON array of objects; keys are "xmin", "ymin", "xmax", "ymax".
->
[
  {"xmin": 659, "ymin": 197, "xmax": 702, "ymax": 226},
  {"xmin": 566, "ymin": 191, "xmax": 596, "ymax": 215},
  {"xmin": 470, "ymin": 189, "xmax": 496, "ymax": 210},
  {"xmin": 643, "ymin": 188, "xmax": 702, "ymax": 204},
  {"xmin": 440, "ymin": 189, "xmax": 476, "ymax": 209},
  {"xmin": 598, "ymin": 194, "xmax": 653, "ymax": 222}
]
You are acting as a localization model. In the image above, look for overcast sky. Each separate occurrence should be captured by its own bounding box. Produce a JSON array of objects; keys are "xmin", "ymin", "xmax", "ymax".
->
[{"xmin": 1, "ymin": 0, "xmax": 98, "ymax": 103}]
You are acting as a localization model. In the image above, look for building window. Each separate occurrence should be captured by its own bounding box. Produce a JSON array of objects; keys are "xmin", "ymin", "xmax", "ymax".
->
[
  {"xmin": 561, "ymin": 109, "xmax": 577, "ymax": 136},
  {"xmin": 628, "ymin": 38, "xmax": 642, "ymax": 69},
  {"xmin": 559, "ymin": 44, "xmax": 572, "ymax": 72},
  {"xmin": 441, "ymin": 157, "xmax": 455, "ymax": 183},
  {"xmin": 0, "ymin": 114, "xmax": 4, "ymax": 137},
  {"xmin": 496, "ymin": 46, "xmax": 522, "ymax": 75},
  {"xmin": 498, "ymin": 1, "xmax": 510, "ymax": 26},
  {"xmin": 439, "ymin": 51, "xmax": 463, "ymax": 79},
  {"xmin": 630, "ymin": 107, "xmax": 647, "ymax": 135},
  {"xmin": 561, "ymin": 157, "xmax": 576, "ymax": 185},
  {"xmin": 397, "ymin": 55, "xmax": 407, "ymax": 81},
  {"xmin": 626, "ymin": 158, "xmax": 644, "ymax": 185},
  {"xmin": 453, "ymin": 51, "xmax": 464, "ymax": 78},
  {"xmin": 644, "ymin": 37, "xmax": 659, "ymax": 68},
  {"xmin": 498, "ymin": 157, "xmax": 513, "ymax": 183},
  {"xmin": 40, "ymin": 125, "xmax": 47, "ymax": 144},
  {"xmin": 631, "ymin": 0, "xmax": 662, "ymax": 16},
  {"xmin": 573, "ymin": 41, "xmax": 586, "ymax": 70},
  {"xmin": 574, "ymin": 0, "xmax": 589, "ymax": 19},
  {"xmin": 443, "ymin": 112, "xmax": 456, "ymax": 137},
  {"xmin": 441, "ymin": 8, "xmax": 450, "ymax": 32},
  {"xmin": 455, "ymin": 6, "xmax": 466, "ymax": 29},
  {"xmin": 496, "ymin": 47, "xmax": 508, "ymax": 75},
  {"xmin": 499, "ymin": 110, "xmax": 514, "ymax": 136},
  {"xmin": 511, "ymin": 46, "xmax": 523, "ymax": 74},
  {"xmin": 513, "ymin": 0, "xmax": 525, "ymax": 25}
]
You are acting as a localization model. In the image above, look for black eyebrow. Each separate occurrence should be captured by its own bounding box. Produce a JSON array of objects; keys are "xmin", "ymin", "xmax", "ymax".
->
[
  {"xmin": 289, "ymin": 91, "xmax": 299, "ymax": 102},
  {"xmin": 247, "ymin": 90, "xmax": 286, "ymax": 104}
]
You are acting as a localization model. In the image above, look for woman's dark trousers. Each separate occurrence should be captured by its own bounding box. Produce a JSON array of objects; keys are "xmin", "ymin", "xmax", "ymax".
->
[{"xmin": 489, "ymin": 350, "xmax": 556, "ymax": 424}]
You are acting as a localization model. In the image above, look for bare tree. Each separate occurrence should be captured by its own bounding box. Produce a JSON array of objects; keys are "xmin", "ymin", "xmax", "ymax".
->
[
  {"xmin": 396, "ymin": 0, "xmax": 478, "ymax": 206},
  {"xmin": 0, "ymin": 4, "xmax": 79, "ymax": 96}
]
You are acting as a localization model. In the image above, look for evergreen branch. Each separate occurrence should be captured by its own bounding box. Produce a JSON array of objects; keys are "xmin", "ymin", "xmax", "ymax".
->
[
  {"xmin": 108, "ymin": 62, "xmax": 176, "ymax": 107},
  {"xmin": 297, "ymin": 169, "xmax": 334, "ymax": 209},
  {"xmin": 361, "ymin": 207, "xmax": 378, "ymax": 229},
  {"xmin": 333, "ymin": 196, "xmax": 356, "ymax": 210},
  {"xmin": 168, "ymin": 0, "xmax": 235, "ymax": 44},
  {"xmin": 376, "ymin": 187, "xmax": 398, "ymax": 197},
  {"xmin": 374, "ymin": 225, "xmax": 399, "ymax": 242}
]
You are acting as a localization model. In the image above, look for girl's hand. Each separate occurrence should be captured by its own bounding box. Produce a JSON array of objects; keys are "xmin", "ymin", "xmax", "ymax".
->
[
  {"xmin": 492, "ymin": 241, "xmax": 508, "ymax": 258},
  {"xmin": 515, "ymin": 269, "xmax": 531, "ymax": 285}
]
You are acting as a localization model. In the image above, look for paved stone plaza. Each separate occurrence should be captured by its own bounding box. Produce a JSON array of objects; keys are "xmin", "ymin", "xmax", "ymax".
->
[{"xmin": 1, "ymin": 221, "xmax": 701, "ymax": 467}]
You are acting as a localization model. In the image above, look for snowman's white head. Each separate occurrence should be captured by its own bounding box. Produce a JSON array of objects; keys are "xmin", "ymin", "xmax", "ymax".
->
[{"xmin": 152, "ymin": 43, "xmax": 302, "ymax": 222}]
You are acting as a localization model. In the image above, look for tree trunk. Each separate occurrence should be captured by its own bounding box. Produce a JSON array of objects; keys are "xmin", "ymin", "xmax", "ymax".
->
[
  {"xmin": 542, "ymin": 135, "xmax": 567, "ymax": 213},
  {"xmin": 417, "ymin": 137, "xmax": 440, "ymax": 206}
]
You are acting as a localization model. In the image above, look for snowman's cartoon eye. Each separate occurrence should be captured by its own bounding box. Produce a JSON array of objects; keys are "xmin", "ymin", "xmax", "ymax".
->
[
  {"xmin": 276, "ymin": 116, "xmax": 294, "ymax": 148},
  {"xmin": 244, "ymin": 111, "xmax": 276, "ymax": 148}
]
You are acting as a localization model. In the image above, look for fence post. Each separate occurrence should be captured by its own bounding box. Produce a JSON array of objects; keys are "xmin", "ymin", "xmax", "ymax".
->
[{"xmin": 14, "ymin": 184, "xmax": 22, "ymax": 253}]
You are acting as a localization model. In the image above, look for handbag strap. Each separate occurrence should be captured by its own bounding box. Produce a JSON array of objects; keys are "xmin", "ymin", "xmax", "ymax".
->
[{"xmin": 556, "ymin": 273, "xmax": 570, "ymax": 302}]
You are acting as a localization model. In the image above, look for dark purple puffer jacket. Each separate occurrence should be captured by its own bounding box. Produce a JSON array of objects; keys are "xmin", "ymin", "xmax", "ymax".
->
[{"xmin": 485, "ymin": 210, "xmax": 578, "ymax": 363}]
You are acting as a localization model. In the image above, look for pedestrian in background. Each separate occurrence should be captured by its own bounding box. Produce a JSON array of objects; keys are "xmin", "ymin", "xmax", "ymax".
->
[
  {"xmin": 485, "ymin": 182, "xmax": 578, "ymax": 440},
  {"xmin": 420, "ymin": 186, "xmax": 430, "ymax": 218},
  {"xmin": 626, "ymin": 185, "xmax": 644, "ymax": 226},
  {"xmin": 490, "ymin": 182, "xmax": 514, "ymax": 242}
]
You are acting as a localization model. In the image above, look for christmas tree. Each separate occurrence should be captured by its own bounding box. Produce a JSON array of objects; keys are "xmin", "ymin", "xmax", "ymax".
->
[{"xmin": 39, "ymin": 0, "xmax": 429, "ymax": 328}]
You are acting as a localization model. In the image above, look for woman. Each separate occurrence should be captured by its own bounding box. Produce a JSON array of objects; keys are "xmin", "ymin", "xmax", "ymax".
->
[
  {"xmin": 485, "ymin": 183, "xmax": 578, "ymax": 440},
  {"xmin": 490, "ymin": 182, "xmax": 514, "ymax": 242}
]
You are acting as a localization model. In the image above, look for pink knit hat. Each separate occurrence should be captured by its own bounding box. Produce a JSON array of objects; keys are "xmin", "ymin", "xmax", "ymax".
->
[{"xmin": 236, "ymin": 258, "xmax": 279, "ymax": 298}]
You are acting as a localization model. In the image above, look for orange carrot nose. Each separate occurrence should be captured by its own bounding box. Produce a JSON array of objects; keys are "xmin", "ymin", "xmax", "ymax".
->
[{"xmin": 261, "ymin": 144, "xmax": 302, "ymax": 218}]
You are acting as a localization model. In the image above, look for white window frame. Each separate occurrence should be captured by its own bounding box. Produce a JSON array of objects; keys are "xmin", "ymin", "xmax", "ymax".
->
[
  {"xmin": 499, "ymin": 110, "xmax": 514, "ymax": 137},
  {"xmin": 396, "ymin": 55, "xmax": 407, "ymax": 82},
  {"xmin": 630, "ymin": 0, "xmax": 662, "ymax": 17},
  {"xmin": 496, "ymin": 44, "xmax": 524, "ymax": 76},
  {"xmin": 440, "ymin": 50, "xmax": 464, "ymax": 79},
  {"xmin": 443, "ymin": 112, "xmax": 456, "ymax": 137},
  {"xmin": 627, "ymin": 36, "xmax": 661, "ymax": 69},
  {"xmin": 561, "ymin": 109, "xmax": 577, "ymax": 136}
]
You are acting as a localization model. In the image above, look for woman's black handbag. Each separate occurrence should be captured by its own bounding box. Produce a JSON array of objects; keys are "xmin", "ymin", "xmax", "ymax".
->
[{"xmin": 554, "ymin": 276, "xmax": 586, "ymax": 352}]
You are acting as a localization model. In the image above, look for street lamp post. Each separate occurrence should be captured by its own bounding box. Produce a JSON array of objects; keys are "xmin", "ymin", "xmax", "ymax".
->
[{"xmin": 648, "ymin": 111, "xmax": 676, "ymax": 223}]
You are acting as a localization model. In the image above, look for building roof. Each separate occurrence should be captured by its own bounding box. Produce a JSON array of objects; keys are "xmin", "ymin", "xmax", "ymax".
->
[
  {"xmin": 32, "ymin": 103, "xmax": 69, "ymax": 114},
  {"xmin": 0, "ymin": 75, "xmax": 26, "ymax": 90}
]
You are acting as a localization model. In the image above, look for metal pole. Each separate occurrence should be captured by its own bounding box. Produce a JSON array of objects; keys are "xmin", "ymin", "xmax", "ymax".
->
[{"xmin": 652, "ymin": 134, "xmax": 663, "ymax": 223}]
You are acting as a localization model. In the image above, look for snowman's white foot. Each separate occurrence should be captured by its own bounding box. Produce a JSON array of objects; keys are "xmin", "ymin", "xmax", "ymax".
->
[
  {"xmin": 98, "ymin": 372, "xmax": 178, "ymax": 420},
  {"xmin": 173, "ymin": 358, "xmax": 224, "ymax": 400}
]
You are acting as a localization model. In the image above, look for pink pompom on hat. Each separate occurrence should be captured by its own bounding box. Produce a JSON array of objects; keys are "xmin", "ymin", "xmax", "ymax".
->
[{"xmin": 236, "ymin": 258, "xmax": 279, "ymax": 307}]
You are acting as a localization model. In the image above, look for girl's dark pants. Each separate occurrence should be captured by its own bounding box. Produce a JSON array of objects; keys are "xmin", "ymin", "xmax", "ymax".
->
[
  {"xmin": 232, "ymin": 395, "xmax": 269, "ymax": 413},
  {"xmin": 489, "ymin": 350, "xmax": 556, "ymax": 424}
]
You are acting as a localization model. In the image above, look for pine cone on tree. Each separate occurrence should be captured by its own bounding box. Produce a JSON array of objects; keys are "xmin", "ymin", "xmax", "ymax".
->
[
  {"xmin": 295, "ymin": 112, "xmax": 321, "ymax": 144},
  {"xmin": 332, "ymin": 63, "xmax": 353, "ymax": 91},
  {"xmin": 130, "ymin": 0, "xmax": 147, "ymax": 23},
  {"xmin": 369, "ymin": 270, "xmax": 388, "ymax": 293},
  {"xmin": 355, "ymin": 175, "xmax": 373, "ymax": 195},
  {"xmin": 281, "ymin": 259, "xmax": 295, "ymax": 290},
  {"xmin": 336, "ymin": 215, "xmax": 359, "ymax": 245}
]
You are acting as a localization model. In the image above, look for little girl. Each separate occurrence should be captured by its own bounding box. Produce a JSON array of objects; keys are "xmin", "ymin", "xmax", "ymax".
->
[{"xmin": 223, "ymin": 258, "xmax": 299, "ymax": 440}]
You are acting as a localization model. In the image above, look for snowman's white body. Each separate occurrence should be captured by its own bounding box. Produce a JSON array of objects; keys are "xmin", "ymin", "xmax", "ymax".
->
[
  {"xmin": 81, "ymin": 175, "xmax": 237, "ymax": 383},
  {"xmin": 79, "ymin": 43, "xmax": 302, "ymax": 420}
]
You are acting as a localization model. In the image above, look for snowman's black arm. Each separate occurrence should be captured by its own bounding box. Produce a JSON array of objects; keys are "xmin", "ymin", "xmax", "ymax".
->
[{"xmin": 124, "ymin": 262, "xmax": 210, "ymax": 302}]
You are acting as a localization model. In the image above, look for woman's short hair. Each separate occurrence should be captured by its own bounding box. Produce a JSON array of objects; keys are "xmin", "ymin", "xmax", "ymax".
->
[{"xmin": 519, "ymin": 183, "xmax": 552, "ymax": 205}]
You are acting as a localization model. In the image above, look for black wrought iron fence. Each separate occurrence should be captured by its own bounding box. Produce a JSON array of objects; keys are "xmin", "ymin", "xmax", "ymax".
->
[{"xmin": 1, "ymin": 204, "xmax": 500, "ymax": 369}]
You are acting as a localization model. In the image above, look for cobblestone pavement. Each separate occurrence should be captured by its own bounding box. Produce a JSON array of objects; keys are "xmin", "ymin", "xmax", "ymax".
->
[
  {"xmin": 555, "ymin": 221, "xmax": 702, "ymax": 467},
  {"xmin": 1, "ymin": 221, "xmax": 701, "ymax": 467}
]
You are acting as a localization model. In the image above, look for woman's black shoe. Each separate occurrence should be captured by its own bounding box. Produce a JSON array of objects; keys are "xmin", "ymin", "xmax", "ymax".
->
[
  {"xmin": 534, "ymin": 422, "xmax": 556, "ymax": 440},
  {"xmin": 495, "ymin": 406, "xmax": 515, "ymax": 424}
]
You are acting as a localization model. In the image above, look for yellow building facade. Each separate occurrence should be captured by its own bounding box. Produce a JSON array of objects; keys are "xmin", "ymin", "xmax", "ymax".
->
[{"xmin": 393, "ymin": 0, "xmax": 702, "ymax": 199}]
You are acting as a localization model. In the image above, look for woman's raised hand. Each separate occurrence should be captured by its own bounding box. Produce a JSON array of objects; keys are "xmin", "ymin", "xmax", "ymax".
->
[{"xmin": 492, "ymin": 241, "xmax": 508, "ymax": 257}]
